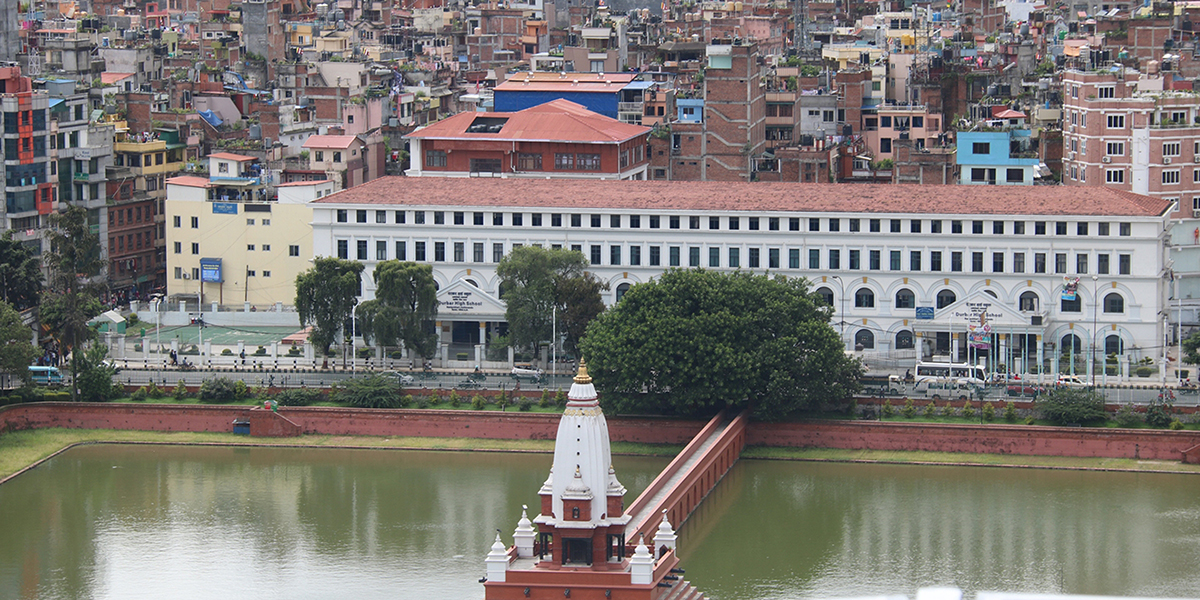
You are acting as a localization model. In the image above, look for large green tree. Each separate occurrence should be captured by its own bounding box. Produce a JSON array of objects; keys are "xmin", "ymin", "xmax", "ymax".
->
[
  {"xmin": 42, "ymin": 206, "xmax": 105, "ymax": 400},
  {"xmin": 579, "ymin": 269, "xmax": 861, "ymax": 420},
  {"xmin": 295, "ymin": 257, "xmax": 364, "ymax": 355},
  {"xmin": 356, "ymin": 261, "xmax": 439, "ymax": 360},
  {"xmin": 0, "ymin": 300, "xmax": 38, "ymax": 383},
  {"xmin": 1035, "ymin": 387, "xmax": 1107, "ymax": 425},
  {"xmin": 1183, "ymin": 330, "xmax": 1200, "ymax": 368},
  {"xmin": 497, "ymin": 246, "xmax": 607, "ymax": 354},
  {"xmin": 0, "ymin": 232, "xmax": 43, "ymax": 311}
]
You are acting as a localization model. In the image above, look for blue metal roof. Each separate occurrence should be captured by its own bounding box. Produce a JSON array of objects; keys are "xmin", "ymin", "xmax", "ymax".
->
[{"xmin": 623, "ymin": 80, "xmax": 656, "ymax": 90}]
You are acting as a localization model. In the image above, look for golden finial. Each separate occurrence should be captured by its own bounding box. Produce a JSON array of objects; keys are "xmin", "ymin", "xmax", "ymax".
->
[{"xmin": 574, "ymin": 359, "xmax": 592, "ymax": 384}]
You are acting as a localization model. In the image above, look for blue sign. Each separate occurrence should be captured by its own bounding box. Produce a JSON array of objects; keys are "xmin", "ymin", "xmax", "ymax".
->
[
  {"xmin": 212, "ymin": 202, "xmax": 238, "ymax": 214},
  {"xmin": 199, "ymin": 258, "xmax": 222, "ymax": 283},
  {"xmin": 915, "ymin": 307, "xmax": 935, "ymax": 320}
]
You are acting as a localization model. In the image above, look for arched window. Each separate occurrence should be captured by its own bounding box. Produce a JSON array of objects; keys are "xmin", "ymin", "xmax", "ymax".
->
[
  {"xmin": 895, "ymin": 288, "xmax": 915, "ymax": 309},
  {"xmin": 895, "ymin": 330, "xmax": 914, "ymax": 349},
  {"xmin": 1104, "ymin": 293, "xmax": 1125, "ymax": 313},
  {"xmin": 855, "ymin": 329, "xmax": 875, "ymax": 349},
  {"xmin": 1061, "ymin": 296, "xmax": 1081, "ymax": 313},
  {"xmin": 1105, "ymin": 334, "xmax": 1124, "ymax": 355},
  {"xmin": 1019, "ymin": 291, "xmax": 1039, "ymax": 312},
  {"xmin": 855, "ymin": 288, "xmax": 875, "ymax": 308},
  {"xmin": 1060, "ymin": 334, "xmax": 1082, "ymax": 354},
  {"xmin": 937, "ymin": 290, "xmax": 957, "ymax": 309},
  {"xmin": 815, "ymin": 287, "xmax": 834, "ymax": 306},
  {"xmin": 616, "ymin": 283, "xmax": 631, "ymax": 302},
  {"xmin": 984, "ymin": 289, "xmax": 998, "ymax": 298}
]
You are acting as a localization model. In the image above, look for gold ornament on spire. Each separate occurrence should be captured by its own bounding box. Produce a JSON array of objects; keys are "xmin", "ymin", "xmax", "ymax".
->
[{"xmin": 574, "ymin": 360, "xmax": 592, "ymax": 384}]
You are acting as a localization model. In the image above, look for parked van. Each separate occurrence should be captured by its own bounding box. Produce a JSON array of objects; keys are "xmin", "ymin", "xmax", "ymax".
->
[
  {"xmin": 911, "ymin": 378, "xmax": 982, "ymax": 401},
  {"xmin": 28, "ymin": 366, "xmax": 64, "ymax": 386}
]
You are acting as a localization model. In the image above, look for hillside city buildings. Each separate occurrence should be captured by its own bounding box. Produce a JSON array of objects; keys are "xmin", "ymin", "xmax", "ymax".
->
[{"xmin": 1, "ymin": 0, "xmax": 1199, "ymax": 375}]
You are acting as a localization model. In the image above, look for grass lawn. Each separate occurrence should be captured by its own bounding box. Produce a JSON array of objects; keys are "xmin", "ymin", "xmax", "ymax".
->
[
  {"xmin": 742, "ymin": 446, "xmax": 1200, "ymax": 473},
  {"xmin": 0, "ymin": 428, "xmax": 682, "ymax": 483}
]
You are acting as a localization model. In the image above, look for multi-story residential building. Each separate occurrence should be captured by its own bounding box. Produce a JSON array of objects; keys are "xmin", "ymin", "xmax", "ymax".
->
[
  {"xmin": 166, "ymin": 154, "xmax": 327, "ymax": 307},
  {"xmin": 956, "ymin": 127, "xmax": 1039, "ymax": 185},
  {"xmin": 302, "ymin": 133, "xmax": 386, "ymax": 191},
  {"xmin": 862, "ymin": 105, "xmax": 942, "ymax": 160},
  {"xmin": 405, "ymin": 99, "xmax": 651, "ymax": 180},
  {"xmin": 0, "ymin": 66, "xmax": 56, "ymax": 255},
  {"xmin": 493, "ymin": 72, "xmax": 639, "ymax": 120},
  {"xmin": 1062, "ymin": 67, "xmax": 1200, "ymax": 212},
  {"xmin": 311, "ymin": 177, "xmax": 1173, "ymax": 380}
]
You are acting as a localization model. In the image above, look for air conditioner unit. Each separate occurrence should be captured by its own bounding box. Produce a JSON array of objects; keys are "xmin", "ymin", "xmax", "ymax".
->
[
  {"xmin": 1101, "ymin": 156, "xmax": 1111, "ymax": 163},
  {"xmin": 1193, "ymin": 209, "xmax": 1200, "ymax": 218},
  {"xmin": 1068, "ymin": 151, "xmax": 1076, "ymax": 160},
  {"xmin": 183, "ymin": 273, "xmax": 191, "ymax": 279},
  {"xmin": 1164, "ymin": 157, "xmax": 1173, "ymax": 165}
]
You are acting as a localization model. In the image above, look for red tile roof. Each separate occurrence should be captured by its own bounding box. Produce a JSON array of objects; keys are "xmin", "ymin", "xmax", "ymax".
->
[
  {"xmin": 405, "ymin": 99, "xmax": 649, "ymax": 144},
  {"xmin": 302, "ymin": 134, "xmax": 359, "ymax": 149},
  {"xmin": 208, "ymin": 152, "xmax": 258, "ymax": 162},
  {"xmin": 166, "ymin": 176, "xmax": 212, "ymax": 188},
  {"xmin": 313, "ymin": 178, "xmax": 1174, "ymax": 217}
]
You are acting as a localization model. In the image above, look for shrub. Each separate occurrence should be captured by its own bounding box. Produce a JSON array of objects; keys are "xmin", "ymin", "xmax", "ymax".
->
[
  {"xmin": 253, "ymin": 346, "xmax": 267, "ymax": 356},
  {"xmin": 415, "ymin": 395, "xmax": 430, "ymax": 409},
  {"xmin": 540, "ymin": 388, "xmax": 551, "ymax": 408},
  {"xmin": 131, "ymin": 386, "xmax": 148, "ymax": 401},
  {"xmin": 400, "ymin": 394, "xmax": 414, "ymax": 408},
  {"xmin": 881, "ymin": 399, "xmax": 894, "ymax": 418},
  {"xmin": 233, "ymin": 380, "xmax": 249, "ymax": 400},
  {"xmin": 962, "ymin": 404, "xmax": 975, "ymax": 419},
  {"xmin": 849, "ymin": 397, "xmax": 859, "ymax": 417},
  {"xmin": 554, "ymin": 388, "xmax": 567, "ymax": 406},
  {"xmin": 173, "ymin": 380, "xmax": 189, "ymax": 400},
  {"xmin": 901, "ymin": 397, "xmax": 916, "ymax": 418},
  {"xmin": 276, "ymin": 388, "xmax": 323, "ymax": 406},
  {"xmin": 471, "ymin": 394, "xmax": 486, "ymax": 410},
  {"xmin": 449, "ymin": 390, "xmax": 461, "ymax": 407},
  {"xmin": 1169, "ymin": 419, "xmax": 1185, "ymax": 430},
  {"xmin": 333, "ymin": 375, "xmax": 398, "ymax": 408},
  {"xmin": 221, "ymin": 348, "xmax": 233, "ymax": 356},
  {"xmin": 389, "ymin": 351, "xmax": 404, "ymax": 359},
  {"xmin": 1114, "ymin": 403, "xmax": 1142, "ymax": 427},
  {"xmin": 1136, "ymin": 366, "xmax": 1153, "ymax": 378},
  {"xmin": 357, "ymin": 347, "xmax": 372, "ymax": 359},
  {"xmin": 287, "ymin": 347, "xmax": 303, "ymax": 356},
  {"xmin": 939, "ymin": 402, "xmax": 955, "ymax": 417},
  {"xmin": 1145, "ymin": 401, "xmax": 1175, "ymax": 428},
  {"xmin": 427, "ymin": 393, "xmax": 441, "ymax": 406},
  {"xmin": 518, "ymin": 397, "xmax": 533, "ymax": 411},
  {"xmin": 1003, "ymin": 401, "xmax": 1018, "ymax": 422},
  {"xmin": 982, "ymin": 402, "xmax": 996, "ymax": 422},
  {"xmin": 1036, "ymin": 388, "xmax": 1107, "ymax": 425},
  {"xmin": 199, "ymin": 377, "xmax": 238, "ymax": 403},
  {"xmin": 146, "ymin": 382, "xmax": 165, "ymax": 399},
  {"xmin": 922, "ymin": 401, "xmax": 935, "ymax": 418}
]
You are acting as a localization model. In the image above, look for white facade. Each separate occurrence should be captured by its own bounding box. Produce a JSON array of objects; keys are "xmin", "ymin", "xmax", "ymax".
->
[{"xmin": 311, "ymin": 180, "xmax": 1172, "ymax": 378}]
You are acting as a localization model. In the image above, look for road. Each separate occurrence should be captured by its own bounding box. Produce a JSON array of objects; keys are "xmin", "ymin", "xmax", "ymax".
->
[{"xmin": 115, "ymin": 366, "xmax": 575, "ymax": 393}]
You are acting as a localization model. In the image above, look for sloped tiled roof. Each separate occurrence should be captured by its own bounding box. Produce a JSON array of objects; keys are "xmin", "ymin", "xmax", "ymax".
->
[
  {"xmin": 313, "ymin": 177, "xmax": 1174, "ymax": 218},
  {"xmin": 404, "ymin": 99, "xmax": 649, "ymax": 144},
  {"xmin": 302, "ymin": 135, "xmax": 359, "ymax": 149},
  {"xmin": 208, "ymin": 152, "xmax": 258, "ymax": 162}
]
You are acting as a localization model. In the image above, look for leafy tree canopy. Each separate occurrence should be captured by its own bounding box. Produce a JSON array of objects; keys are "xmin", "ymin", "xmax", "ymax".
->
[
  {"xmin": 295, "ymin": 257, "xmax": 364, "ymax": 354},
  {"xmin": 42, "ymin": 206, "xmax": 105, "ymax": 401},
  {"xmin": 357, "ymin": 261, "xmax": 439, "ymax": 359},
  {"xmin": 1036, "ymin": 387, "xmax": 1107, "ymax": 425},
  {"xmin": 0, "ymin": 300, "xmax": 38, "ymax": 383},
  {"xmin": 74, "ymin": 345, "xmax": 120, "ymax": 402},
  {"xmin": 1183, "ymin": 330, "xmax": 1200, "ymax": 367},
  {"xmin": 497, "ymin": 246, "xmax": 607, "ymax": 354},
  {"xmin": 579, "ymin": 269, "xmax": 861, "ymax": 420},
  {"xmin": 0, "ymin": 232, "xmax": 43, "ymax": 311}
]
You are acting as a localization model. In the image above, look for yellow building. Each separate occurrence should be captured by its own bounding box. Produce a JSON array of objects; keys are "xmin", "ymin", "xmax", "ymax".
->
[{"xmin": 165, "ymin": 152, "xmax": 332, "ymax": 307}]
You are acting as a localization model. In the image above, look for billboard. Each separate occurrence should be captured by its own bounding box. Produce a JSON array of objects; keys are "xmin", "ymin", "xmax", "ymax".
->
[{"xmin": 199, "ymin": 258, "xmax": 222, "ymax": 283}]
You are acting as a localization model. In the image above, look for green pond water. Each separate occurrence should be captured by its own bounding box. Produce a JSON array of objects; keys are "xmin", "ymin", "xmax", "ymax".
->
[{"xmin": 1, "ymin": 445, "xmax": 1198, "ymax": 600}]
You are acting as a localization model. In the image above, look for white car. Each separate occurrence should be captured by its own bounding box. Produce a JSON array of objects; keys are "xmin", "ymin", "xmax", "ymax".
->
[
  {"xmin": 380, "ymin": 371, "xmax": 415, "ymax": 385},
  {"xmin": 1056, "ymin": 375, "xmax": 1088, "ymax": 387}
]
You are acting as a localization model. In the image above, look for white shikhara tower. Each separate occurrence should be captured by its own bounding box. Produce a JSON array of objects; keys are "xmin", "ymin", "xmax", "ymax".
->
[{"xmin": 532, "ymin": 362, "xmax": 631, "ymax": 569}]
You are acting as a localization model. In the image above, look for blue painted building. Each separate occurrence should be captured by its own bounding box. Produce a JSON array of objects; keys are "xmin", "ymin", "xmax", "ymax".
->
[
  {"xmin": 492, "ymin": 72, "xmax": 637, "ymax": 120},
  {"xmin": 956, "ymin": 127, "xmax": 1039, "ymax": 185}
]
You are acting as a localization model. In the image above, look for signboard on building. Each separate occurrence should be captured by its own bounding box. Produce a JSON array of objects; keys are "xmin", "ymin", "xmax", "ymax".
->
[
  {"xmin": 212, "ymin": 202, "xmax": 238, "ymax": 215},
  {"xmin": 915, "ymin": 307, "xmax": 935, "ymax": 320},
  {"xmin": 199, "ymin": 258, "xmax": 222, "ymax": 283},
  {"xmin": 442, "ymin": 289, "xmax": 486, "ymax": 314}
]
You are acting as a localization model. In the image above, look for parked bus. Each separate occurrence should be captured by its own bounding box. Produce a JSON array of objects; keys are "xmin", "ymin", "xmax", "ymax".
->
[
  {"xmin": 28, "ymin": 366, "xmax": 64, "ymax": 386},
  {"xmin": 913, "ymin": 361, "xmax": 986, "ymax": 384}
]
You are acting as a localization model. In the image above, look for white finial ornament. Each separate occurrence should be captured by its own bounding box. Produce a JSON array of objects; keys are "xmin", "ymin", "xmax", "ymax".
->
[
  {"xmin": 654, "ymin": 509, "xmax": 677, "ymax": 552},
  {"xmin": 485, "ymin": 531, "xmax": 509, "ymax": 583},
  {"xmin": 514, "ymin": 505, "xmax": 535, "ymax": 558},
  {"xmin": 629, "ymin": 533, "xmax": 654, "ymax": 585}
]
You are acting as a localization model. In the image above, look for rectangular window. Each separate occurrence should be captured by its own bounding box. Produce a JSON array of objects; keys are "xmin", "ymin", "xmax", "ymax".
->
[
  {"xmin": 1120, "ymin": 223, "xmax": 1131, "ymax": 236},
  {"xmin": 1119, "ymin": 254, "xmax": 1131, "ymax": 274},
  {"xmin": 788, "ymin": 249, "xmax": 800, "ymax": 269},
  {"xmin": 1163, "ymin": 170, "xmax": 1180, "ymax": 185},
  {"xmin": 1098, "ymin": 254, "xmax": 1109, "ymax": 274},
  {"xmin": 931, "ymin": 220, "xmax": 942, "ymax": 234},
  {"xmin": 768, "ymin": 248, "xmax": 779, "ymax": 269},
  {"xmin": 729, "ymin": 217, "xmax": 740, "ymax": 230},
  {"xmin": 290, "ymin": 245, "xmax": 300, "ymax": 257},
  {"xmin": 930, "ymin": 251, "xmax": 942, "ymax": 271},
  {"xmin": 173, "ymin": 215, "xmax": 181, "ymax": 227},
  {"xmin": 1035, "ymin": 221, "xmax": 1046, "ymax": 235},
  {"xmin": 357, "ymin": 240, "xmax": 368, "ymax": 260},
  {"xmin": 570, "ymin": 214, "xmax": 581, "ymax": 227},
  {"xmin": 891, "ymin": 220, "xmax": 902, "ymax": 233},
  {"xmin": 849, "ymin": 250, "xmax": 861, "ymax": 270},
  {"xmin": 630, "ymin": 246, "xmax": 641, "ymax": 266},
  {"xmin": 475, "ymin": 212, "xmax": 485, "ymax": 226},
  {"xmin": 337, "ymin": 240, "xmax": 348, "ymax": 259},
  {"xmin": 434, "ymin": 242, "xmax": 445, "ymax": 262},
  {"xmin": 729, "ymin": 248, "xmax": 741, "ymax": 268},
  {"xmin": 749, "ymin": 248, "xmax": 760, "ymax": 268},
  {"xmin": 850, "ymin": 219, "xmax": 860, "ymax": 232},
  {"xmin": 357, "ymin": 210, "xmax": 368, "ymax": 223},
  {"xmin": 669, "ymin": 247, "xmax": 680, "ymax": 267},
  {"xmin": 809, "ymin": 218, "xmax": 819, "ymax": 232},
  {"xmin": 972, "ymin": 221, "xmax": 983, "ymax": 234},
  {"xmin": 552, "ymin": 214, "xmax": 563, "ymax": 227},
  {"xmin": 1006, "ymin": 168, "xmax": 1024, "ymax": 183},
  {"xmin": 1107, "ymin": 114, "xmax": 1125, "ymax": 129},
  {"xmin": 173, "ymin": 241, "xmax": 181, "ymax": 254},
  {"xmin": 650, "ymin": 216, "xmax": 660, "ymax": 229},
  {"xmin": 650, "ymin": 246, "xmax": 661, "ymax": 266},
  {"xmin": 769, "ymin": 217, "xmax": 780, "ymax": 231},
  {"xmin": 191, "ymin": 242, "xmax": 200, "ymax": 254},
  {"xmin": 690, "ymin": 216, "xmax": 701, "ymax": 230},
  {"xmin": 890, "ymin": 250, "xmax": 901, "ymax": 271},
  {"xmin": 1056, "ymin": 222, "xmax": 1068, "ymax": 235},
  {"xmin": 790, "ymin": 218, "xmax": 801, "ymax": 231},
  {"xmin": 415, "ymin": 211, "xmax": 426, "ymax": 224},
  {"xmin": 951, "ymin": 220, "xmax": 962, "ymax": 234},
  {"xmin": 191, "ymin": 216, "xmax": 199, "ymax": 228},
  {"xmin": 471, "ymin": 243, "xmax": 482, "ymax": 262},
  {"xmin": 992, "ymin": 252, "xmax": 1004, "ymax": 273},
  {"xmin": 493, "ymin": 212, "xmax": 504, "ymax": 226},
  {"xmin": 554, "ymin": 153, "xmax": 574, "ymax": 170},
  {"xmin": 748, "ymin": 217, "xmax": 760, "ymax": 231},
  {"xmin": 670, "ymin": 216, "xmax": 680, "ymax": 229},
  {"xmin": 870, "ymin": 219, "xmax": 881, "ymax": 233},
  {"xmin": 689, "ymin": 247, "xmax": 700, "ymax": 267},
  {"xmin": 828, "ymin": 219, "xmax": 839, "ymax": 232},
  {"xmin": 870, "ymin": 250, "xmax": 881, "ymax": 271},
  {"xmin": 577, "ymin": 154, "xmax": 601, "ymax": 170},
  {"xmin": 808, "ymin": 249, "xmax": 819, "ymax": 269},
  {"xmin": 452, "ymin": 242, "xmax": 463, "ymax": 262},
  {"xmin": 493, "ymin": 243, "xmax": 504, "ymax": 262},
  {"xmin": 1055, "ymin": 253, "xmax": 1067, "ymax": 273},
  {"xmin": 396, "ymin": 242, "xmax": 406, "ymax": 261},
  {"xmin": 434, "ymin": 212, "xmax": 445, "ymax": 225},
  {"xmin": 336, "ymin": 210, "xmax": 347, "ymax": 223},
  {"xmin": 1013, "ymin": 252, "xmax": 1025, "ymax": 273},
  {"xmin": 517, "ymin": 153, "xmax": 542, "ymax": 170},
  {"xmin": 532, "ymin": 214, "xmax": 542, "ymax": 227},
  {"xmin": 972, "ymin": 252, "xmax": 984, "ymax": 272},
  {"xmin": 911, "ymin": 251, "xmax": 922, "ymax": 272},
  {"xmin": 973, "ymin": 142, "xmax": 990, "ymax": 154},
  {"xmin": 1099, "ymin": 222, "xmax": 1110, "ymax": 236},
  {"xmin": 1076, "ymin": 254, "xmax": 1088, "ymax": 274},
  {"xmin": 425, "ymin": 150, "xmax": 447, "ymax": 167},
  {"xmin": 710, "ymin": 248, "xmax": 720, "ymax": 267},
  {"xmin": 415, "ymin": 242, "xmax": 426, "ymax": 261},
  {"xmin": 710, "ymin": 217, "xmax": 720, "ymax": 230},
  {"xmin": 590, "ymin": 245, "xmax": 601, "ymax": 265},
  {"xmin": 911, "ymin": 220, "xmax": 922, "ymax": 234},
  {"xmin": 1106, "ymin": 141, "xmax": 1124, "ymax": 156},
  {"xmin": 396, "ymin": 211, "xmax": 406, "ymax": 224},
  {"xmin": 611, "ymin": 246, "xmax": 622, "ymax": 266},
  {"xmin": 512, "ymin": 213, "xmax": 523, "ymax": 226},
  {"xmin": 377, "ymin": 241, "xmax": 387, "ymax": 260},
  {"xmin": 951, "ymin": 252, "xmax": 963, "ymax": 272},
  {"xmin": 1014, "ymin": 221, "xmax": 1025, "ymax": 235},
  {"xmin": 1034, "ymin": 253, "xmax": 1046, "ymax": 273},
  {"xmin": 1164, "ymin": 142, "xmax": 1181, "ymax": 157},
  {"xmin": 453, "ymin": 212, "xmax": 464, "ymax": 225},
  {"xmin": 377, "ymin": 211, "xmax": 388, "ymax": 224},
  {"xmin": 993, "ymin": 221, "xmax": 1004, "ymax": 235},
  {"xmin": 609, "ymin": 215, "xmax": 620, "ymax": 228}
]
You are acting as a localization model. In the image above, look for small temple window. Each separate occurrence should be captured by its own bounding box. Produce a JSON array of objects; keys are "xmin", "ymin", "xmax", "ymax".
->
[{"xmin": 571, "ymin": 507, "xmax": 580, "ymax": 520}]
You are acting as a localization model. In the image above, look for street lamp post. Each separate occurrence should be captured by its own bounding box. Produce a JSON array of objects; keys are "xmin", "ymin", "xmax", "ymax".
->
[
  {"xmin": 152, "ymin": 295, "xmax": 162, "ymax": 384},
  {"xmin": 1092, "ymin": 275, "xmax": 1099, "ymax": 386},
  {"xmin": 831, "ymin": 275, "xmax": 845, "ymax": 350}
]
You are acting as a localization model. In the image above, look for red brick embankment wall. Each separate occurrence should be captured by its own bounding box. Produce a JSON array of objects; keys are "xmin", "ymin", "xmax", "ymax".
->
[{"xmin": 749, "ymin": 421, "xmax": 1200, "ymax": 461}]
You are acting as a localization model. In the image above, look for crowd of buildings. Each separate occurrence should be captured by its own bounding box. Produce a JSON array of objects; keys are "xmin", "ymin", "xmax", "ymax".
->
[{"xmin": 1, "ymin": 0, "xmax": 1199, "ymax": 374}]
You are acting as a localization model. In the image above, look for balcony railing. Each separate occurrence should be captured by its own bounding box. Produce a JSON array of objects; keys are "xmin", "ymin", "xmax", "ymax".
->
[{"xmin": 618, "ymin": 102, "xmax": 643, "ymax": 113}]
